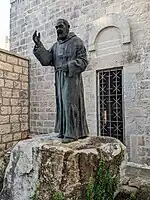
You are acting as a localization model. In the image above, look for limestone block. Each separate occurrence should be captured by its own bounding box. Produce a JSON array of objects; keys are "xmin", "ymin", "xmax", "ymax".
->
[
  {"xmin": 11, "ymin": 123, "xmax": 20, "ymax": 133},
  {"xmin": 18, "ymin": 59, "xmax": 28, "ymax": 67},
  {"xmin": 4, "ymin": 72, "xmax": 19, "ymax": 81},
  {"xmin": 0, "ymin": 79, "xmax": 4, "ymax": 87},
  {"xmin": 13, "ymin": 132, "xmax": 22, "ymax": 141},
  {"xmin": 19, "ymin": 99, "xmax": 28, "ymax": 106},
  {"xmin": 12, "ymin": 107, "xmax": 21, "ymax": 114},
  {"xmin": 0, "ymin": 144, "xmax": 5, "ymax": 152},
  {"xmin": 0, "ymin": 70, "xmax": 3, "ymax": 78},
  {"xmin": 22, "ymin": 107, "xmax": 28, "ymax": 114},
  {"xmin": 22, "ymin": 67, "xmax": 28, "ymax": 75},
  {"xmin": 22, "ymin": 82, "xmax": 28, "ymax": 90},
  {"xmin": 10, "ymin": 115, "xmax": 19, "ymax": 123},
  {"xmin": 14, "ymin": 65, "xmax": 22, "ymax": 74},
  {"xmin": 20, "ymin": 74, "xmax": 28, "ymax": 82},
  {"xmin": 20, "ymin": 90, "xmax": 29, "ymax": 99},
  {"xmin": 0, "ymin": 62, "xmax": 13, "ymax": 72},
  {"xmin": 12, "ymin": 89, "xmax": 20, "ymax": 98},
  {"xmin": 21, "ymin": 123, "xmax": 28, "ymax": 131},
  {"xmin": 1, "ymin": 107, "xmax": 11, "ymax": 115},
  {"xmin": 0, "ymin": 116, "xmax": 9, "ymax": 125},
  {"xmin": 2, "ymin": 88, "xmax": 12, "ymax": 98},
  {"xmin": 0, "ymin": 124, "xmax": 11, "ymax": 135},
  {"xmin": 14, "ymin": 81, "xmax": 21, "ymax": 89},
  {"xmin": 5, "ymin": 80, "xmax": 13, "ymax": 88},
  {"xmin": 0, "ymin": 134, "xmax": 127, "ymax": 200},
  {"xmin": 0, "ymin": 53, "xmax": 7, "ymax": 62},
  {"xmin": 2, "ymin": 134, "xmax": 13, "ymax": 143},
  {"xmin": 7, "ymin": 55, "xmax": 18, "ymax": 65},
  {"xmin": 2, "ymin": 98, "xmax": 10, "ymax": 106},
  {"xmin": 20, "ymin": 115, "xmax": 28, "ymax": 122},
  {"xmin": 11, "ymin": 99, "xmax": 19, "ymax": 106}
]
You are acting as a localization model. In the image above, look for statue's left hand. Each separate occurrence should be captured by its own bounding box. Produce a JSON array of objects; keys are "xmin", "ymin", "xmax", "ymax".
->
[{"xmin": 33, "ymin": 30, "xmax": 41, "ymax": 46}]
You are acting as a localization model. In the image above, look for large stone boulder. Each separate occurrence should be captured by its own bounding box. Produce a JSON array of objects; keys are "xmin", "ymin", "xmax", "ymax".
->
[{"xmin": 0, "ymin": 134, "xmax": 127, "ymax": 200}]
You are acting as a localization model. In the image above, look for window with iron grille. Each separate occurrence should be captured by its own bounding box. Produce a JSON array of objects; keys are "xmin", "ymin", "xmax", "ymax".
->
[{"xmin": 96, "ymin": 67, "xmax": 124, "ymax": 142}]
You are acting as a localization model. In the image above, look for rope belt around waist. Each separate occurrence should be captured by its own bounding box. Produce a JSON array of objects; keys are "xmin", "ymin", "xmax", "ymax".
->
[
  {"xmin": 55, "ymin": 68, "xmax": 67, "ymax": 76},
  {"xmin": 55, "ymin": 68, "xmax": 63, "ymax": 72}
]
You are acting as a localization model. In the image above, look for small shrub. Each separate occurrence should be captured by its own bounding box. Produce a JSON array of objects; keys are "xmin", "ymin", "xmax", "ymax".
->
[
  {"xmin": 86, "ymin": 159, "xmax": 118, "ymax": 200},
  {"xmin": 130, "ymin": 193, "xmax": 136, "ymax": 200},
  {"xmin": 86, "ymin": 177, "xmax": 94, "ymax": 200},
  {"xmin": 31, "ymin": 193, "xmax": 38, "ymax": 200},
  {"xmin": 31, "ymin": 187, "xmax": 39, "ymax": 200},
  {"xmin": 53, "ymin": 191, "xmax": 65, "ymax": 200}
]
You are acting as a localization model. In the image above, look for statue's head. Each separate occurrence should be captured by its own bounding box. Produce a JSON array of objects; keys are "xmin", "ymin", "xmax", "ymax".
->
[{"xmin": 55, "ymin": 19, "xmax": 70, "ymax": 41}]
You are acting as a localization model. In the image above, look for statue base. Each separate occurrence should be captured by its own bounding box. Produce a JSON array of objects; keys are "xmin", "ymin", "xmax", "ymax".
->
[{"xmin": 0, "ymin": 133, "xmax": 127, "ymax": 200}]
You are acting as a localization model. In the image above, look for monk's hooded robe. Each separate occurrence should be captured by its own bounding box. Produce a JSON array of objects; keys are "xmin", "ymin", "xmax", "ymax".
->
[{"xmin": 33, "ymin": 32, "xmax": 89, "ymax": 139}]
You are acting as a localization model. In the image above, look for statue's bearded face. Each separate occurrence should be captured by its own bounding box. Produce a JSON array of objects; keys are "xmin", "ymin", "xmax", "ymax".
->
[{"xmin": 55, "ymin": 20, "xmax": 69, "ymax": 40}]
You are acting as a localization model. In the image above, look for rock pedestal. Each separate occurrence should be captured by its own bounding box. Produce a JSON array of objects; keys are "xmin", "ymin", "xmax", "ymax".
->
[{"xmin": 0, "ymin": 134, "xmax": 127, "ymax": 200}]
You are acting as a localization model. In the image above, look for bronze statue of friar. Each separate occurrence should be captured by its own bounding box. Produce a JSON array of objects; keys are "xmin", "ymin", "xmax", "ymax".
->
[{"xmin": 33, "ymin": 19, "xmax": 89, "ymax": 143}]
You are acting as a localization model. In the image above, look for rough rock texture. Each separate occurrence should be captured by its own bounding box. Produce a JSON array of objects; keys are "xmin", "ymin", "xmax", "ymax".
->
[
  {"xmin": 0, "ymin": 134, "xmax": 127, "ymax": 200},
  {"xmin": 0, "ymin": 137, "xmax": 42, "ymax": 200}
]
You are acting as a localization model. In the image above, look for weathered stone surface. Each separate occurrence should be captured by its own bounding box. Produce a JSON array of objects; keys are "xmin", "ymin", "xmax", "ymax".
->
[
  {"xmin": 0, "ymin": 134, "xmax": 127, "ymax": 200},
  {"xmin": 0, "ymin": 53, "xmax": 7, "ymax": 62},
  {"xmin": 7, "ymin": 55, "xmax": 18, "ymax": 65}
]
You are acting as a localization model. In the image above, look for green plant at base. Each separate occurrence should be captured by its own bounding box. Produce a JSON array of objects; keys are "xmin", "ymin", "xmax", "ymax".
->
[
  {"xmin": 53, "ymin": 191, "xmax": 65, "ymax": 200},
  {"xmin": 130, "ymin": 193, "xmax": 136, "ymax": 200},
  {"xmin": 31, "ymin": 187, "xmax": 39, "ymax": 200},
  {"xmin": 31, "ymin": 193, "xmax": 38, "ymax": 200},
  {"xmin": 104, "ymin": 168, "xmax": 117, "ymax": 200},
  {"xmin": 86, "ymin": 159, "xmax": 118, "ymax": 200},
  {"xmin": 86, "ymin": 177, "xmax": 94, "ymax": 200}
]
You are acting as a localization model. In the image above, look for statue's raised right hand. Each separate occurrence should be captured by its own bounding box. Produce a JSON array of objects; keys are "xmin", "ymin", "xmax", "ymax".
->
[{"xmin": 32, "ymin": 30, "xmax": 41, "ymax": 46}]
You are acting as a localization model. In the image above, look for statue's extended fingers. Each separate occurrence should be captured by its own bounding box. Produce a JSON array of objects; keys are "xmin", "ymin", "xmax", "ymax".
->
[
  {"xmin": 38, "ymin": 32, "xmax": 41, "ymax": 40},
  {"xmin": 33, "ymin": 30, "xmax": 37, "ymax": 38}
]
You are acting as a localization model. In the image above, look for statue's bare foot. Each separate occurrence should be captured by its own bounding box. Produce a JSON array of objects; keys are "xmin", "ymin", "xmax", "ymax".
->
[
  {"xmin": 79, "ymin": 136, "xmax": 88, "ymax": 139},
  {"xmin": 57, "ymin": 134, "xmax": 64, "ymax": 139}
]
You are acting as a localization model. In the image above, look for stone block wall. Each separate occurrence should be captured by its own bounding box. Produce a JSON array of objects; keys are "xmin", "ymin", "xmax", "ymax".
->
[
  {"xmin": 0, "ymin": 49, "xmax": 29, "ymax": 157},
  {"xmin": 9, "ymin": 0, "xmax": 150, "ymax": 165}
]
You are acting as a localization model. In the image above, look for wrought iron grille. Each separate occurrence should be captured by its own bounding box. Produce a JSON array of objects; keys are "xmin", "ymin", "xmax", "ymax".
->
[{"xmin": 96, "ymin": 67, "xmax": 123, "ymax": 142}]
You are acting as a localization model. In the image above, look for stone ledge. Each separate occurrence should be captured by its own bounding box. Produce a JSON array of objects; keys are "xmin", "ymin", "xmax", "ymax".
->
[
  {"xmin": 0, "ymin": 48, "xmax": 29, "ymax": 61},
  {"xmin": 126, "ymin": 162, "xmax": 150, "ymax": 179}
]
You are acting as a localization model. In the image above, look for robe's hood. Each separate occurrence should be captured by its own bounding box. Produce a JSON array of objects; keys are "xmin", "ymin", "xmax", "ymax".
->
[{"xmin": 57, "ymin": 32, "xmax": 76, "ymax": 44}]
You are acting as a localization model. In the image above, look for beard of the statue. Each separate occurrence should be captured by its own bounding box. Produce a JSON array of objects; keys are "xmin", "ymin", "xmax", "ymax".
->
[{"xmin": 57, "ymin": 29, "xmax": 69, "ymax": 41}]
